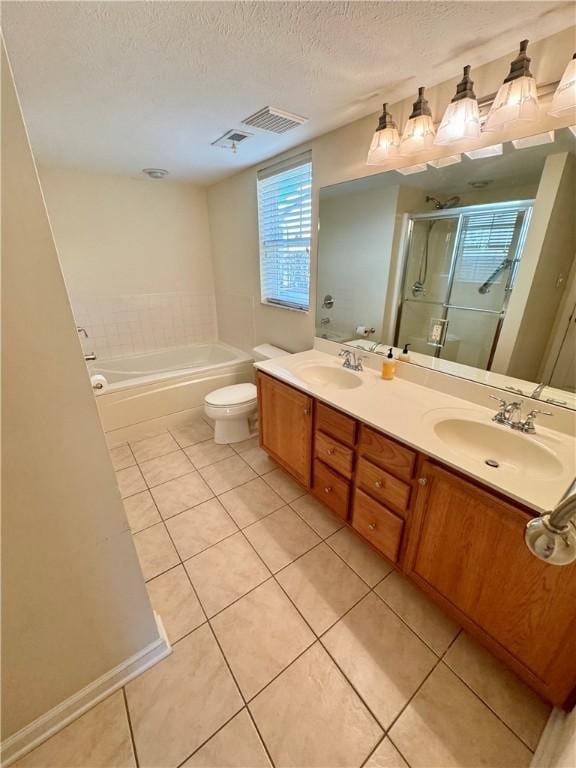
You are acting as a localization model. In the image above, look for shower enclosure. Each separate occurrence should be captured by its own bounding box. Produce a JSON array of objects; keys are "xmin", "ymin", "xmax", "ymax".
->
[{"xmin": 394, "ymin": 200, "xmax": 533, "ymax": 370}]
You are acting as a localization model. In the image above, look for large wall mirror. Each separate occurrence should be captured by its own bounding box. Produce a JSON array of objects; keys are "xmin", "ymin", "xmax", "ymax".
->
[{"xmin": 316, "ymin": 128, "xmax": 576, "ymax": 409}]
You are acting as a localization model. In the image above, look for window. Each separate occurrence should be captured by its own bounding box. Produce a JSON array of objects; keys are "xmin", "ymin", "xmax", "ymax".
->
[
  {"xmin": 455, "ymin": 204, "xmax": 532, "ymax": 285},
  {"xmin": 257, "ymin": 152, "xmax": 312, "ymax": 311}
]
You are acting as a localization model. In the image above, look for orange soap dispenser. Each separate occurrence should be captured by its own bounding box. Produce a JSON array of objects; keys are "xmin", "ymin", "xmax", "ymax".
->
[{"xmin": 381, "ymin": 347, "xmax": 396, "ymax": 380}]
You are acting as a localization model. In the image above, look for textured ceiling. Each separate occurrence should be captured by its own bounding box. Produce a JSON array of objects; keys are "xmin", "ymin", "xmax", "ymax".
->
[{"xmin": 2, "ymin": 1, "xmax": 575, "ymax": 184}]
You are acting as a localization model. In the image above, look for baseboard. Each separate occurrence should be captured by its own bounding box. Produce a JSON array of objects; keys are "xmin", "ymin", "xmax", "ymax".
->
[
  {"xmin": 531, "ymin": 708, "xmax": 567, "ymax": 768},
  {"xmin": 1, "ymin": 612, "xmax": 171, "ymax": 767}
]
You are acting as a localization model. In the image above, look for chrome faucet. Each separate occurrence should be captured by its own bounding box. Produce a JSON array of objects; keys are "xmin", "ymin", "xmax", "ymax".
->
[
  {"xmin": 489, "ymin": 396, "xmax": 552, "ymax": 433},
  {"xmin": 530, "ymin": 382, "xmax": 546, "ymax": 400},
  {"xmin": 339, "ymin": 349, "xmax": 363, "ymax": 371},
  {"xmin": 512, "ymin": 408, "xmax": 553, "ymax": 434},
  {"xmin": 490, "ymin": 396, "xmax": 522, "ymax": 425}
]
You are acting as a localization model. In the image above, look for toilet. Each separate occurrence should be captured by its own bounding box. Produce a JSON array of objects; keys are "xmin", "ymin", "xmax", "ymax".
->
[{"xmin": 204, "ymin": 344, "xmax": 288, "ymax": 444}]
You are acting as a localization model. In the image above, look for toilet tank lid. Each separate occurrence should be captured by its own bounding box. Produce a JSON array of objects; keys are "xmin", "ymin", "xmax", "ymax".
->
[
  {"xmin": 205, "ymin": 383, "xmax": 257, "ymax": 407},
  {"xmin": 252, "ymin": 344, "xmax": 288, "ymax": 360}
]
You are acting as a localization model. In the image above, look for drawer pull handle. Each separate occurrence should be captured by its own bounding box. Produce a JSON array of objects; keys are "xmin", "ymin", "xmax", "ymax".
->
[
  {"xmin": 324, "ymin": 486, "xmax": 333, "ymax": 494},
  {"xmin": 368, "ymin": 522, "xmax": 377, "ymax": 531},
  {"xmin": 418, "ymin": 478, "xmax": 428, "ymax": 487},
  {"xmin": 327, "ymin": 448, "xmax": 336, "ymax": 455},
  {"xmin": 304, "ymin": 408, "xmax": 311, "ymax": 416},
  {"xmin": 374, "ymin": 480, "xmax": 384, "ymax": 489}
]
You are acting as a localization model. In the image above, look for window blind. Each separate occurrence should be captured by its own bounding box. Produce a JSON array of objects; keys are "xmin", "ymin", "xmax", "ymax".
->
[
  {"xmin": 455, "ymin": 205, "xmax": 531, "ymax": 285},
  {"xmin": 257, "ymin": 152, "xmax": 312, "ymax": 310}
]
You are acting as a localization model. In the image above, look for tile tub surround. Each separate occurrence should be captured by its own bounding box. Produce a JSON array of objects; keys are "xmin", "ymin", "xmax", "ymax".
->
[
  {"xmin": 73, "ymin": 291, "xmax": 218, "ymax": 361},
  {"xmin": 255, "ymin": 348, "xmax": 576, "ymax": 513},
  {"xmin": 15, "ymin": 409, "xmax": 549, "ymax": 767}
]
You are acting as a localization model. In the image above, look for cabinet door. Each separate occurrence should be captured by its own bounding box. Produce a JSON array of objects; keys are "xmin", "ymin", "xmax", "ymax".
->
[
  {"xmin": 407, "ymin": 461, "xmax": 576, "ymax": 703},
  {"xmin": 257, "ymin": 373, "xmax": 312, "ymax": 488}
]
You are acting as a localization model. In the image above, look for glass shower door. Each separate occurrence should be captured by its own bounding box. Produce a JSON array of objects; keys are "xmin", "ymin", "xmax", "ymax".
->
[
  {"xmin": 395, "ymin": 203, "xmax": 531, "ymax": 369},
  {"xmin": 394, "ymin": 216, "xmax": 459, "ymax": 355}
]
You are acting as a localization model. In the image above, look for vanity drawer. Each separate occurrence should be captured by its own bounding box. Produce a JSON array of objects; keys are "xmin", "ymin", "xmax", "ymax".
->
[
  {"xmin": 315, "ymin": 431, "xmax": 354, "ymax": 479},
  {"xmin": 358, "ymin": 425, "xmax": 416, "ymax": 482},
  {"xmin": 312, "ymin": 459, "xmax": 350, "ymax": 520},
  {"xmin": 356, "ymin": 457, "xmax": 411, "ymax": 514},
  {"xmin": 352, "ymin": 490, "xmax": 404, "ymax": 563},
  {"xmin": 316, "ymin": 402, "xmax": 357, "ymax": 447}
]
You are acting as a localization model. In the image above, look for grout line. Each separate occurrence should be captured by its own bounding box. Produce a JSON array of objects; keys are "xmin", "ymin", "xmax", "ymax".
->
[
  {"xmin": 439, "ymin": 653, "xmax": 538, "ymax": 753},
  {"xmin": 127, "ymin": 424, "xmax": 538, "ymax": 762},
  {"xmin": 172, "ymin": 708, "xmax": 247, "ymax": 768},
  {"xmin": 121, "ymin": 687, "xmax": 140, "ymax": 768},
  {"xmin": 385, "ymin": 733, "xmax": 412, "ymax": 768},
  {"xmin": 359, "ymin": 733, "xmax": 388, "ymax": 768}
]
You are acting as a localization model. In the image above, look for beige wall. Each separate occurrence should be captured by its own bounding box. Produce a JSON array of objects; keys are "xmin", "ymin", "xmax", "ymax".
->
[
  {"xmin": 1, "ymin": 44, "xmax": 159, "ymax": 739},
  {"xmin": 39, "ymin": 167, "xmax": 217, "ymax": 359},
  {"xmin": 496, "ymin": 152, "xmax": 576, "ymax": 380},
  {"xmin": 207, "ymin": 27, "xmax": 576, "ymax": 356}
]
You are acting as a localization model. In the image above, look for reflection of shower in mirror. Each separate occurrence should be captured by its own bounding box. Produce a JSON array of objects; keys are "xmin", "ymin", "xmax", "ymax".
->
[{"xmin": 412, "ymin": 196, "xmax": 462, "ymax": 297}]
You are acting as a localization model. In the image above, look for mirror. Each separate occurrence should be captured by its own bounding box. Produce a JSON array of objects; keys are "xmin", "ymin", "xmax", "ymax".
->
[{"xmin": 317, "ymin": 128, "xmax": 576, "ymax": 409}]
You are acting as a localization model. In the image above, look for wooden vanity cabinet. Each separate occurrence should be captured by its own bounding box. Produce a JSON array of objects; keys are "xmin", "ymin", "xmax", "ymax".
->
[
  {"xmin": 257, "ymin": 373, "xmax": 313, "ymax": 487},
  {"xmin": 406, "ymin": 461, "xmax": 576, "ymax": 706},
  {"xmin": 257, "ymin": 371, "xmax": 576, "ymax": 706}
]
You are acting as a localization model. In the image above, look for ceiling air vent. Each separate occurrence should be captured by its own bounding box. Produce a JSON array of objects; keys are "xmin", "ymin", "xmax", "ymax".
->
[
  {"xmin": 211, "ymin": 129, "xmax": 253, "ymax": 150},
  {"xmin": 241, "ymin": 106, "xmax": 308, "ymax": 134}
]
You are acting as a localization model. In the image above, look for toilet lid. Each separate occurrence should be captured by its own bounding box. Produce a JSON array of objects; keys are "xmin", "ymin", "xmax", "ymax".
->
[{"xmin": 205, "ymin": 383, "xmax": 257, "ymax": 407}]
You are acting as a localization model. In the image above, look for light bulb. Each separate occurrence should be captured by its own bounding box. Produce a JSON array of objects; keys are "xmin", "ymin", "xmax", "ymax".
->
[
  {"xmin": 484, "ymin": 40, "xmax": 540, "ymax": 131},
  {"xmin": 435, "ymin": 66, "xmax": 481, "ymax": 145},
  {"xmin": 400, "ymin": 87, "xmax": 436, "ymax": 154},
  {"xmin": 548, "ymin": 54, "xmax": 576, "ymax": 118},
  {"xmin": 366, "ymin": 104, "xmax": 400, "ymax": 165}
]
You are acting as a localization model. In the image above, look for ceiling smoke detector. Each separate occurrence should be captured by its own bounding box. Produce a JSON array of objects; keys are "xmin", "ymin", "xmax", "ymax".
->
[
  {"xmin": 142, "ymin": 168, "xmax": 170, "ymax": 179},
  {"xmin": 211, "ymin": 129, "xmax": 253, "ymax": 152},
  {"xmin": 241, "ymin": 106, "xmax": 308, "ymax": 134}
]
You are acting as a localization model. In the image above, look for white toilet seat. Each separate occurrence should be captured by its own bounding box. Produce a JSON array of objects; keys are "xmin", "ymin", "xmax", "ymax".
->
[
  {"xmin": 204, "ymin": 383, "xmax": 257, "ymax": 408},
  {"xmin": 204, "ymin": 383, "xmax": 258, "ymax": 444}
]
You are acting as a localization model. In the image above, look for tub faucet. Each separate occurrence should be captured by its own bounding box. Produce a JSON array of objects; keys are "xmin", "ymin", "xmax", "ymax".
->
[{"xmin": 84, "ymin": 353, "xmax": 97, "ymax": 361}]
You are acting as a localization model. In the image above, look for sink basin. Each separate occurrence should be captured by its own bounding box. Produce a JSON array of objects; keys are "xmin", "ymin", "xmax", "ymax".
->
[
  {"xmin": 433, "ymin": 418, "xmax": 563, "ymax": 478},
  {"xmin": 292, "ymin": 364, "xmax": 363, "ymax": 390}
]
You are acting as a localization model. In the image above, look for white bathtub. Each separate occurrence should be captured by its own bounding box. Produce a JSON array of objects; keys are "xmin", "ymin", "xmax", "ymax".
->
[{"xmin": 91, "ymin": 342, "xmax": 254, "ymax": 432}]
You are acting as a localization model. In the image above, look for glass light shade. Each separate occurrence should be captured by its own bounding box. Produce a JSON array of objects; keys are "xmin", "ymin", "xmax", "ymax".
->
[
  {"xmin": 548, "ymin": 56, "xmax": 576, "ymax": 117},
  {"xmin": 400, "ymin": 115, "xmax": 436, "ymax": 154},
  {"xmin": 484, "ymin": 76, "xmax": 540, "ymax": 130},
  {"xmin": 396, "ymin": 163, "xmax": 428, "ymax": 175},
  {"xmin": 434, "ymin": 98, "xmax": 481, "ymax": 145},
  {"xmin": 427, "ymin": 154, "xmax": 462, "ymax": 168},
  {"xmin": 366, "ymin": 125, "xmax": 400, "ymax": 164}
]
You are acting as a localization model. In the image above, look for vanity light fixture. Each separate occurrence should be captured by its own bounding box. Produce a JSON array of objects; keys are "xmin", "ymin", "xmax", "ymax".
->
[
  {"xmin": 548, "ymin": 54, "xmax": 576, "ymax": 117},
  {"xmin": 427, "ymin": 154, "xmax": 462, "ymax": 168},
  {"xmin": 484, "ymin": 40, "xmax": 540, "ymax": 131},
  {"xmin": 400, "ymin": 87, "xmax": 436, "ymax": 154},
  {"xmin": 435, "ymin": 66, "xmax": 481, "ymax": 145},
  {"xmin": 512, "ymin": 131, "xmax": 555, "ymax": 149},
  {"xmin": 396, "ymin": 163, "xmax": 428, "ymax": 175},
  {"xmin": 465, "ymin": 144, "xmax": 503, "ymax": 160},
  {"xmin": 366, "ymin": 103, "xmax": 400, "ymax": 164}
]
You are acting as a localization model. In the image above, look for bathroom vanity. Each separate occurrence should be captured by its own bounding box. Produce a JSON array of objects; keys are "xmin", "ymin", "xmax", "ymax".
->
[{"xmin": 256, "ymin": 351, "xmax": 576, "ymax": 709}]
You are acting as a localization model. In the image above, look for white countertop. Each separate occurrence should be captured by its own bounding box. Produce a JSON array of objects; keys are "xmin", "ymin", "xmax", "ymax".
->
[{"xmin": 255, "ymin": 349, "xmax": 576, "ymax": 514}]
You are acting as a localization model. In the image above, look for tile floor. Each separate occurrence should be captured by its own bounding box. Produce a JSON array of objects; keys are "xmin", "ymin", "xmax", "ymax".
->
[{"xmin": 16, "ymin": 410, "xmax": 552, "ymax": 768}]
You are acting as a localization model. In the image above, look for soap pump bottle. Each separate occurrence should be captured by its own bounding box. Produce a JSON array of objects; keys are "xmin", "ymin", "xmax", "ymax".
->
[
  {"xmin": 381, "ymin": 348, "xmax": 396, "ymax": 380},
  {"xmin": 399, "ymin": 343, "xmax": 411, "ymax": 362}
]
